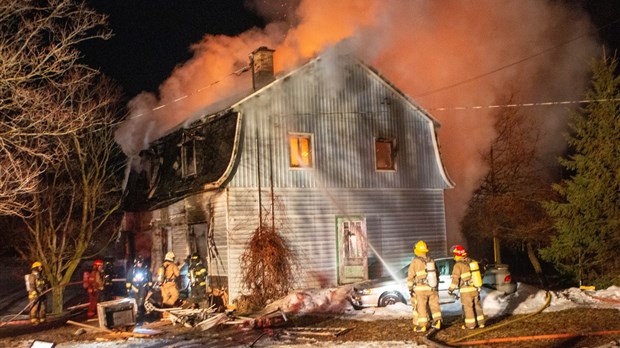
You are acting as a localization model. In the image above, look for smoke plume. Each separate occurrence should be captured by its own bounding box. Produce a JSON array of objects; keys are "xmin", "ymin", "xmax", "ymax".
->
[{"xmin": 115, "ymin": 0, "xmax": 600, "ymax": 246}]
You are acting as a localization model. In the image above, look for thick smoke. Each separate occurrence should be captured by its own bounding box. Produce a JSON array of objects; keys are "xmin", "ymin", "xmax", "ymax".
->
[{"xmin": 115, "ymin": 0, "xmax": 600, "ymax": 247}]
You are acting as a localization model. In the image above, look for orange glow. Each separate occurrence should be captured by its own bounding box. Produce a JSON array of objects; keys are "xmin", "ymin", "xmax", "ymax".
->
[{"xmin": 118, "ymin": 0, "xmax": 598, "ymax": 244}]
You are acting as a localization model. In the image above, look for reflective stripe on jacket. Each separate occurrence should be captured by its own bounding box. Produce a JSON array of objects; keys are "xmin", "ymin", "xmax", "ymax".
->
[
  {"xmin": 407, "ymin": 256, "xmax": 432, "ymax": 291},
  {"xmin": 449, "ymin": 258, "xmax": 478, "ymax": 293}
]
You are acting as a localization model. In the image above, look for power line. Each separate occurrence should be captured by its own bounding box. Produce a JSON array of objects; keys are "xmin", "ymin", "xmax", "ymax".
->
[
  {"xmin": 115, "ymin": 17, "xmax": 620, "ymax": 128},
  {"xmin": 414, "ymin": 17, "xmax": 620, "ymax": 98},
  {"xmin": 113, "ymin": 65, "xmax": 250, "ymax": 128},
  {"xmin": 428, "ymin": 98, "xmax": 620, "ymax": 112}
]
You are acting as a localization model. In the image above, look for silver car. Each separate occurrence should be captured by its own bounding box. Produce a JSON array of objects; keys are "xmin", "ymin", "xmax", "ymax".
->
[{"xmin": 349, "ymin": 257, "xmax": 516, "ymax": 309}]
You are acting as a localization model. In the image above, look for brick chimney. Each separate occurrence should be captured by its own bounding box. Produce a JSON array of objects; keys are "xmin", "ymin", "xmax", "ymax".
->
[{"xmin": 250, "ymin": 46, "xmax": 275, "ymax": 91}]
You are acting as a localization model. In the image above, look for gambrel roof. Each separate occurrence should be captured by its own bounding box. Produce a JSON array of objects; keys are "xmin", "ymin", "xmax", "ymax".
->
[{"xmin": 123, "ymin": 52, "xmax": 453, "ymax": 211}]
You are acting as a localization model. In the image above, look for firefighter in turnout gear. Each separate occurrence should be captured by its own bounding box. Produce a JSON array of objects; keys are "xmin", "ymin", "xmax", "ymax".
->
[
  {"xmin": 407, "ymin": 241, "xmax": 443, "ymax": 332},
  {"xmin": 101, "ymin": 260, "xmax": 115, "ymax": 302},
  {"xmin": 126, "ymin": 256, "xmax": 152, "ymax": 317},
  {"xmin": 83, "ymin": 259, "xmax": 104, "ymax": 318},
  {"xmin": 448, "ymin": 245, "xmax": 486, "ymax": 329},
  {"xmin": 157, "ymin": 252, "xmax": 180, "ymax": 307},
  {"xmin": 25, "ymin": 261, "xmax": 49, "ymax": 325},
  {"xmin": 187, "ymin": 252, "xmax": 208, "ymax": 306}
]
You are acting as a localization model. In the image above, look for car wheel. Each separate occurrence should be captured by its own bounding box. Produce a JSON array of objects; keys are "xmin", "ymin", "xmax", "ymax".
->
[{"xmin": 378, "ymin": 292, "xmax": 405, "ymax": 307}]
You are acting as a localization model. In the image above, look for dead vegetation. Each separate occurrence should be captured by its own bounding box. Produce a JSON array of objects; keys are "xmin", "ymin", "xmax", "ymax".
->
[{"xmin": 238, "ymin": 224, "xmax": 297, "ymax": 312}]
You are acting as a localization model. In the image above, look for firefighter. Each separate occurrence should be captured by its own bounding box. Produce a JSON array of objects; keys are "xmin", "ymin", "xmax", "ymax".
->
[
  {"xmin": 407, "ymin": 240, "xmax": 443, "ymax": 332},
  {"xmin": 126, "ymin": 256, "xmax": 152, "ymax": 316},
  {"xmin": 83, "ymin": 259, "xmax": 104, "ymax": 318},
  {"xmin": 25, "ymin": 261, "xmax": 49, "ymax": 325},
  {"xmin": 156, "ymin": 252, "xmax": 180, "ymax": 307},
  {"xmin": 187, "ymin": 252, "xmax": 208, "ymax": 306},
  {"xmin": 101, "ymin": 260, "xmax": 115, "ymax": 302},
  {"xmin": 448, "ymin": 245, "xmax": 486, "ymax": 329}
]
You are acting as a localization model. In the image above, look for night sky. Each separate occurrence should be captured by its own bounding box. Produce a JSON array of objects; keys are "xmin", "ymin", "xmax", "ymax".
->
[
  {"xmin": 80, "ymin": 1, "xmax": 620, "ymax": 101},
  {"xmin": 78, "ymin": 1, "xmax": 620, "ymax": 247},
  {"xmin": 80, "ymin": 0, "xmax": 264, "ymax": 98}
]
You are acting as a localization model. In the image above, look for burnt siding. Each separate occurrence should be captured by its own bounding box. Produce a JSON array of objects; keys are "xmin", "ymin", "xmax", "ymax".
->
[
  {"xmin": 219, "ymin": 187, "xmax": 447, "ymax": 300},
  {"xmin": 123, "ymin": 112, "xmax": 239, "ymax": 212},
  {"xmin": 228, "ymin": 58, "xmax": 449, "ymax": 190}
]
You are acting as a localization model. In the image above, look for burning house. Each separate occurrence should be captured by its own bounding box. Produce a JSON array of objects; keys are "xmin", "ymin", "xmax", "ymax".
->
[{"xmin": 121, "ymin": 46, "xmax": 454, "ymax": 302}]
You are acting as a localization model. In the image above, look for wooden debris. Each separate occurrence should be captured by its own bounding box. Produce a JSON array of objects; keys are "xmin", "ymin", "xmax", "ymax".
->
[
  {"xmin": 66, "ymin": 320, "xmax": 113, "ymax": 333},
  {"xmin": 66, "ymin": 320, "xmax": 156, "ymax": 338},
  {"xmin": 195, "ymin": 313, "xmax": 228, "ymax": 331}
]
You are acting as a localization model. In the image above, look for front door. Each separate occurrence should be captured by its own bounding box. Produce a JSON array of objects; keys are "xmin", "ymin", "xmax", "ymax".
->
[{"xmin": 336, "ymin": 217, "xmax": 368, "ymax": 284}]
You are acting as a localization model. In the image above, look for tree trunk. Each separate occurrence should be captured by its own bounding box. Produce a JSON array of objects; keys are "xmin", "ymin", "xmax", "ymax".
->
[
  {"xmin": 51, "ymin": 287, "xmax": 64, "ymax": 315},
  {"xmin": 526, "ymin": 241, "xmax": 548, "ymax": 289}
]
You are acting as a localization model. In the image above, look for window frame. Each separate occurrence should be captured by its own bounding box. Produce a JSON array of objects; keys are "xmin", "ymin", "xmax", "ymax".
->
[
  {"xmin": 288, "ymin": 132, "xmax": 314, "ymax": 170},
  {"xmin": 181, "ymin": 131, "xmax": 197, "ymax": 177},
  {"xmin": 374, "ymin": 137, "xmax": 397, "ymax": 171}
]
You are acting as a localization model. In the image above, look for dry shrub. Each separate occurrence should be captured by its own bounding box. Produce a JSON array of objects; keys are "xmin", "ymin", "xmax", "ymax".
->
[{"xmin": 239, "ymin": 225, "xmax": 296, "ymax": 310}]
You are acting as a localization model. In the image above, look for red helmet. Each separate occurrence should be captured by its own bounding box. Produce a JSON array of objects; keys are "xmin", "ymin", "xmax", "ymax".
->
[
  {"xmin": 452, "ymin": 245, "xmax": 467, "ymax": 257},
  {"xmin": 93, "ymin": 259, "xmax": 104, "ymax": 267}
]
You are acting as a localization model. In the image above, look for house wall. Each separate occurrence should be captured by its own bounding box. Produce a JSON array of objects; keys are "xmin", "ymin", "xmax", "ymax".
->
[
  {"xmin": 215, "ymin": 187, "xmax": 447, "ymax": 301},
  {"xmin": 148, "ymin": 201, "xmax": 191, "ymax": 275},
  {"xmin": 228, "ymin": 57, "xmax": 451, "ymax": 190},
  {"xmin": 209, "ymin": 56, "xmax": 452, "ymax": 300},
  {"xmin": 131, "ymin": 56, "xmax": 452, "ymax": 303}
]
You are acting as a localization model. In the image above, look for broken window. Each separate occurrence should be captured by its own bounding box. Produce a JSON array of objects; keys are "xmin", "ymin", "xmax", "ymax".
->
[
  {"xmin": 181, "ymin": 131, "xmax": 197, "ymax": 177},
  {"xmin": 375, "ymin": 137, "xmax": 396, "ymax": 171},
  {"xmin": 289, "ymin": 133, "xmax": 313, "ymax": 168},
  {"xmin": 343, "ymin": 220, "xmax": 364, "ymax": 258}
]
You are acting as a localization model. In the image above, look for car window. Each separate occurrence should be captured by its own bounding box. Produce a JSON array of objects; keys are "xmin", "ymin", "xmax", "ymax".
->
[
  {"xmin": 436, "ymin": 259, "xmax": 454, "ymax": 276},
  {"xmin": 399, "ymin": 265, "xmax": 409, "ymax": 278}
]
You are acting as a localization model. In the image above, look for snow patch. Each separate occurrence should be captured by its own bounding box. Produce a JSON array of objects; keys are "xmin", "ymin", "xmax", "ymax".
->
[{"xmin": 265, "ymin": 283, "xmax": 620, "ymax": 321}]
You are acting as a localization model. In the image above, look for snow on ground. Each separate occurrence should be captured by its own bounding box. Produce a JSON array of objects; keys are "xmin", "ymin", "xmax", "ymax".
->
[
  {"xmin": 264, "ymin": 283, "xmax": 620, "ymax": 321},
  {"xmin": 5, "ymin": 284, "xmax": 619, "ymax": 348}
]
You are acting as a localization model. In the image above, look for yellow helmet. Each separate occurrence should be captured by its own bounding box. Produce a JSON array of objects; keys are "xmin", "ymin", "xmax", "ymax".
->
[
  {"xmin": 164, "ymin": 251, "xmax": 176, "ymax": 262},
  {"xmin": 31, "ymin": 261, "xmax": 42, "ymax": 269},
  {"xmin": 414, "ymin": 241, "xmax": 429, "ymax": 255}
]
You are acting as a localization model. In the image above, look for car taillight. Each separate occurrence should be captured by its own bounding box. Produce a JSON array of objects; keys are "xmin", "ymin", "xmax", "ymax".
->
[{"xmin": 504, "ymin": 275, "xmax": 512, "ymax": 283}]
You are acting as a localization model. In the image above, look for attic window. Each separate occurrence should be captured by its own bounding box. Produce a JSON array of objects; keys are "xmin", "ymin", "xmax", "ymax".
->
[
  {"xmin": 289, "ymin": 133, "xmax": 313, "ymax": 169},
  {"xmin": 181, "ymin": 131, "xmax": 197, "ymax": 177},
  {"xmin": 375, "ymin": 137, "xmax": 396, "ymax": 171}
]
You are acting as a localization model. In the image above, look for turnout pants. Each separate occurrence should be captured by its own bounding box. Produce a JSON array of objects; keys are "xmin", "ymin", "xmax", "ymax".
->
[
  {"xmin": 161, "ymin": 282, "xmax": 179, "ymax": 306},
  {"xmin": 29, "ymin": 296, "xmax": 46, "ymax": 324},
  {"xmin": 412, "ymin": 287, "xmax": 442, "ymax": 328},
  {"xmin": 460, "ymin": 287, "xmax": 485, "ymax": 328}
]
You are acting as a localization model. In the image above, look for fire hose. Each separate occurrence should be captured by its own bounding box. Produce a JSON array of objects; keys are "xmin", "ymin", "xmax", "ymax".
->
[
  {"xmin": 0, "ymin": 280, "xmax": 83, "ymax": 328},
  {"xmin": 439, "ymin": 289, "xmax": 620, "ymax": 346},
  {"xmin": 445, "ymin": 290, "xmax": 552, "ymax": 345}
]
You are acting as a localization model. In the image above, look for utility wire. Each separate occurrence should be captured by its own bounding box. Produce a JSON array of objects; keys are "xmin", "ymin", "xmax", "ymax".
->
[
  {"xmin": 414, "ymin": 17, "xmax": 620, "ymax": 98},
  {"xmin": 428, "ymin": 97, "xmax": 620, "ymax": 111},
  {"xmin": 113, "ymin": 65, "xmax": 250, "ymax": 128},
  {"xmin": 114, "ymin": 16, "xmax": 620, "ymax": 128}
]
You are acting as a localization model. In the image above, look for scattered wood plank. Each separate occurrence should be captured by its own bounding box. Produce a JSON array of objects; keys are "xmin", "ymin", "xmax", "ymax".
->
[
  {"xmin": 195, "ymin": 313, "xmax": 228, "ymax": 331},
  {"xmin": 66, "ymin": 320, "xmax": 113, "ymax": 333}
]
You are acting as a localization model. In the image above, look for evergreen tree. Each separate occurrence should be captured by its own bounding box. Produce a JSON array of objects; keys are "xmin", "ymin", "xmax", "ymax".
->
[{"xmin": 541, "ymin": 54, "xmax": 620, "ymax": 288}]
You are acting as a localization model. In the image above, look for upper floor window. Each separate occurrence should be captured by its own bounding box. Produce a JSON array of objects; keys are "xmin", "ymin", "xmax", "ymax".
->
[
  {"xmin": 375, "ymin": 137, "xmax": 396, "ymax": 171},
  {"xmin": 181, "ymin": 131, "xmax": 197, "ymax": 177},
  {"xmin": 289, "ymin": 133, "xmax": 313, "ymax": 169}
]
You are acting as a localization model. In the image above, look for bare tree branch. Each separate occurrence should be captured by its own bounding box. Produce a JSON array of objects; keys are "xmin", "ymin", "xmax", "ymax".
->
[{"xmin": 0, "ymin": 0, "xmax": 111, "ymax": 217}]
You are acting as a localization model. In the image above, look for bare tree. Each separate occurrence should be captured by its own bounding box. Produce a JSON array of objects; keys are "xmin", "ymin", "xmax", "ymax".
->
[
  {"xmin": 461, "ymin": 102, "xmax": 556, "ymax": 286},
  {"xmin": 0, "ymin": 0, "xmax": 111, "ymax": 217},
  {"xmin": 18, "ymin": 76, "xmax": 124, "ymax": 314}
]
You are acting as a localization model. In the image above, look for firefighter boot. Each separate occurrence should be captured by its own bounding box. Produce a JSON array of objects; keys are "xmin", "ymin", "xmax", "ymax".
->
[
  {"xmin": 432, "ymin": 319, "xmax": 442, "ymax": 330},
  {"xmin": 414, "ymin": 325, "xmax": 427, "ymax": 333}
]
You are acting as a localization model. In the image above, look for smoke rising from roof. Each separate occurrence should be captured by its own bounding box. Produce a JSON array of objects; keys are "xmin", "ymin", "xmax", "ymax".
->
[{"xmin": 115, "ymin": 0, "xmax": 600, "ymax": 247}]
